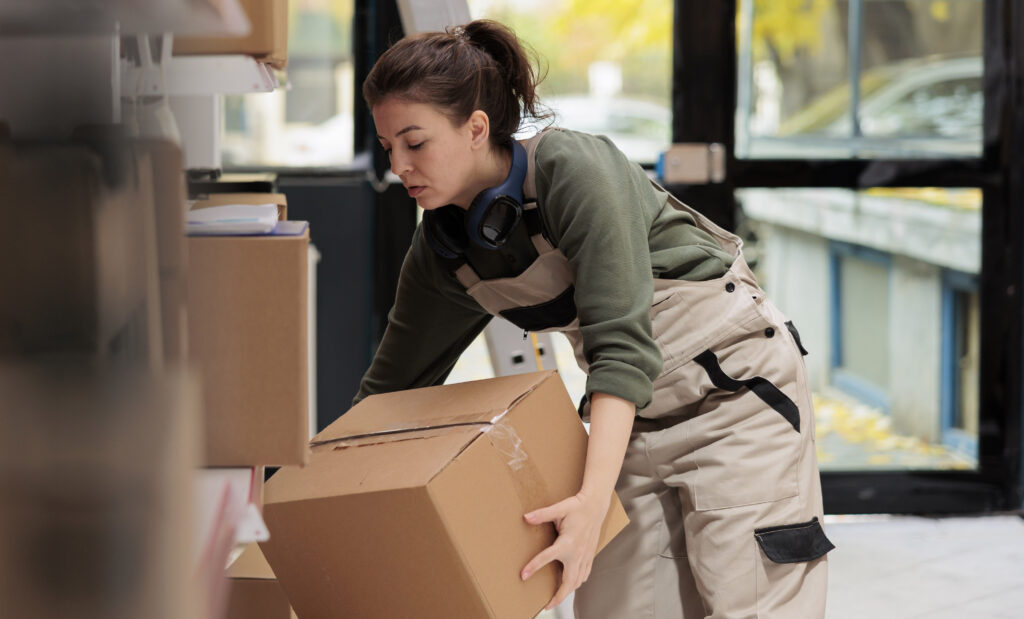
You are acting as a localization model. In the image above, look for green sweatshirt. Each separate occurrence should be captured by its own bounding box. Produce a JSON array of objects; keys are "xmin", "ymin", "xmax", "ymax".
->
[{"xmin": 353, "ymin": 129, "xmax": 733, "ymax": 410}]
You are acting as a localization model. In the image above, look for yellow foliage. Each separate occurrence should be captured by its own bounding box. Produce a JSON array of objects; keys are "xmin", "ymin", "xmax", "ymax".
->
[
  {"xmin": 813, "ymin": 392, "xmax": 976, "ymax": 470},
  {"xmin": 929, "ymin": 0, "xmax": 951, "ymax": 22},
  {"xmin": 551, "ymin": 0, "xmax": 671, "ymax": 64},
  {"xmin": 743, "ymin": 0, "xmax": 833, "ymax": 64}
]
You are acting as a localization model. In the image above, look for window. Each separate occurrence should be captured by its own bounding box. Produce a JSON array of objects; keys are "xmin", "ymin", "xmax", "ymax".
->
[
  {"xmin": 739, "ymin": 186, "xmax": 980, "ymax": 471},
  {"xmin": 736, "ymin": 0, "xmax": 984, "ymax": 159},
  {"xmin": 222, "ymin": 0, "xmax": 355, "ymax": 168},
  {"xmin": 470, "ymin": 0, "xmax": 672, "ymax": 164},
  {"xmin": 831, "ymin": 242, "xmax": 891, "ymax": 411}
]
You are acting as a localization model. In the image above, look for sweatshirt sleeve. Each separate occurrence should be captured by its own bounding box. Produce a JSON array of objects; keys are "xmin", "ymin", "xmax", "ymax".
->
[
  {"xmin": 533, "ymin": 130, "xmax": 664, "ymax": 409},
  {"xmin": 352, "ymin": 226, "xmax": 492, "ymax": 407}
]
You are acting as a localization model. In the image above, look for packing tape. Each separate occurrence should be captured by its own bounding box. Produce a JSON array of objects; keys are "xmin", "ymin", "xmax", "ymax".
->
[
  {"xmin": 483, "ymin": 419, "xmax": 552, "ymax": 515},
  {"xmin": 311, "ymin": 421, "xmax": 491, "ymax": 448}
]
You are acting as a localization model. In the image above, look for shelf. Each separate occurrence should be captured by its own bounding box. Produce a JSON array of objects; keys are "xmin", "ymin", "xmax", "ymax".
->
[
  {"xmin": 0, "ymin": 0, "xmax": 250, "ymax": 36},
  {"xmin": 122, "ymin": 54, "xmax": 278, "ymax": 97}
]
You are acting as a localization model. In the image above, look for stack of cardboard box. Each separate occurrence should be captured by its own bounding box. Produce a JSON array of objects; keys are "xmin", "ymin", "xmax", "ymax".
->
[
  {"xmin": 0, "ymin": 134, "xmax": 201, "ymax": 618},
  {"xmin": 0, "ymin": 130, "xmax": 313, "ymax": 618},
  {"xmin": 187, "ymin": 192, "xmax": 310, "ymax": 468},
  {"xmin": 2, "ymin": 0, "xmax": 304, "ymax": 616},
  {"xmin": 186, "ymin": 191, "xmax": 309, "ymax": 619}
]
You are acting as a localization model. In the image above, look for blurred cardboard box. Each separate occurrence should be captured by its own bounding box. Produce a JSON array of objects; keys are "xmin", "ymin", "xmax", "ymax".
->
[
  {"xmin": 0, "ymin": 361, "xmax": 201, "ymax": 619},
  {"xmin": 192, "ymin": 192, "xmax": 288, "ymax": 221},
  {"xmin": 187, "ymin": 228, "xmax": 310, "ymax": 466},
  {"xmin": 138, "ymin": 139, "xmax": 189, "ymax": 363},
  {"xmin": 226, "ymin": 544, "xmax": 297, "ymax": 619},
  {"xmin": 174, "ymin": 0, "xmax": 289, "ymax": 69},
  {"xmin": 0, "ymin": 139, "xmax": 158, "ymax": 360},
  {"xmin": 260, "ymin": 371, "xmax": 629, "ymax": 619}
]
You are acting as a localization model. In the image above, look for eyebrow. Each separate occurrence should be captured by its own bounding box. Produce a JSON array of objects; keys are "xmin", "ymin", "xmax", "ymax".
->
[{"xmin": 377, "ymin": 125, "xmax": 423, "ymax": 140}]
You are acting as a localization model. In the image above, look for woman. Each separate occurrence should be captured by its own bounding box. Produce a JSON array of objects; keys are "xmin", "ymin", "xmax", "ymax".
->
[{"xmin": 356, "ymin": 19, "xmax": 833, "ymax": 618}]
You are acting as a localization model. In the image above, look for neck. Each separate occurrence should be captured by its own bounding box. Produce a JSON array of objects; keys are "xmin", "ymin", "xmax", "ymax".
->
[{"xmin": 455, "ymin": 143, "xmax": 512, "ymax": 210}]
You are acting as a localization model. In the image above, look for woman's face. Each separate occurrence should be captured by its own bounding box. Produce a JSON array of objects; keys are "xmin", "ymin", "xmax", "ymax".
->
[{"xmin": 372, "ymin": 97, "xmax": 481, "ymax": 210}]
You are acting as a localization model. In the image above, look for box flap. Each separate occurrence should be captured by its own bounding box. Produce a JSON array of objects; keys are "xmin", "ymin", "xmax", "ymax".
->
[
  {"xmin": 314, "ymin": 371, "xmax": 558, "ymax": 445},
  {"xmin": 264, "ymin": 426, "xmax": 485, "ymax": 503},
  {"xmin": 227, "ymin": 543, "xmax": 275, "ymax": 580}
]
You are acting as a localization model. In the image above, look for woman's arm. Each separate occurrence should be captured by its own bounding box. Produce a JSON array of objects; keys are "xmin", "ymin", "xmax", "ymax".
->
[
  {"xmin": 352, "ymin": 227, "xmax": 492, "ymax": 406},
  {"xmin": 520, "ymin": 391, "xmax": 635, "ymax": 610}
]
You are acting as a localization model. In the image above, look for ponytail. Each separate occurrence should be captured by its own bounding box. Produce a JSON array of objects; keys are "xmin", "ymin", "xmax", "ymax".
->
[{"xmin": 362, "ymin": 19, "xmax": 549, "ymax": 146}]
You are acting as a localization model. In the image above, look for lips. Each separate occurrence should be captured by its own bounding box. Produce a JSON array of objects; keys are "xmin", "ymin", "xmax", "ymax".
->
[{"xmin": 407, "ymin": 186, "xmax": 425, "ymax": 198}]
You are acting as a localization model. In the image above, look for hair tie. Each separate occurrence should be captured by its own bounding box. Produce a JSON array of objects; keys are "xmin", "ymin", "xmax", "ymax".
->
[{"xmin": 451, "ymin": 25, "xmax": 468, "ymax": 42}]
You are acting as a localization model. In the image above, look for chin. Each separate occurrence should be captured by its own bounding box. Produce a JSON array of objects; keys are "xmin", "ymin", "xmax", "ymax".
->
[{"xmin": 417, "ymin": 198, "xmax": 452, "ymax": 211}]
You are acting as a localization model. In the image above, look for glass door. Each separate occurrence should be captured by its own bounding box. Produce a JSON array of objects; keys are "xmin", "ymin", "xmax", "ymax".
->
[{"xmin": 672, "ymin": 0, "xmax": 1022, "ymax": 513}]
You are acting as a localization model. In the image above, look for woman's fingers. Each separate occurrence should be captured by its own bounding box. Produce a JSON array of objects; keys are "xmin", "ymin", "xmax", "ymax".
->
[
  {"xmin": 546, "ymin": 563, "xmax": 579, "ymax": 610},
  {"xmin": 520, "ymin": 542, "xmax": 559, "ymax": 581},
  {"xmin": 522, "ymin": 494, "xmax": 601, "ymax": 609},
  {"xmin": 524, "ymin": 499, "xmax": 570, "ymax": 525}
]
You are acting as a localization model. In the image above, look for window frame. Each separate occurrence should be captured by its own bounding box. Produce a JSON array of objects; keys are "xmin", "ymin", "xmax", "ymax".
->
[{"xmin": 940, "ymin": 269, "xmax": 981, "ymax": 459}]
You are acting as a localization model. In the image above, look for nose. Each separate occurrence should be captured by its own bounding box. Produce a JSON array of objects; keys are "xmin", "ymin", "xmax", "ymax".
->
[{"xmin": 390, "ymin": 149, "xmax": 412, "ymax": 176}]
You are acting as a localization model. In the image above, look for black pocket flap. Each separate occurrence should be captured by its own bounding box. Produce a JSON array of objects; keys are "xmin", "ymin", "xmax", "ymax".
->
[{"xmin": 754, "ymin": 516, "xmax": 834, "ymax": 564}]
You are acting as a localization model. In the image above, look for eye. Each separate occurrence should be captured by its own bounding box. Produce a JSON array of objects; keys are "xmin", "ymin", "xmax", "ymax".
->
[{"xmin": 408, "ymin": 142, "xmax": 424, "ymax": 150}]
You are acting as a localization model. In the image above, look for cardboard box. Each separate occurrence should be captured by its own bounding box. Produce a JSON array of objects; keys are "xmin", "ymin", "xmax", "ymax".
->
[
  {"xmin": 0, "ymin": 361, "xmax": 201, "ymax": 619},
  {"xmin": 0, "ymin": 140, "xmax": 156, "ymax": 360},
  {"xmin": 191, "ymin": 192, "xmax": 288, "ymax": 221},
  {"xmin": 260, "ymin": 371, "xmax": 629, "ymax": 619},
  {"xmin": 187, "ymin": 229, "xmax": 310, "ymax": 466},
  {"xmin": 174, "ymin": 0, "xmax": 289, "ymax": 69},
  {"xmin": 136, "ymin": 139, "xmax": 188, "ymax": 364},
  {"xmin": 226, "ymin": 544, "xmax": 297, "ymax": 619}
]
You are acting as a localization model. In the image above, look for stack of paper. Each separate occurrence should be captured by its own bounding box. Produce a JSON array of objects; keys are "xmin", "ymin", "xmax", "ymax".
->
[{"xmin": 187, "ymin": 204, "xmax": 279, "ymax": 236}]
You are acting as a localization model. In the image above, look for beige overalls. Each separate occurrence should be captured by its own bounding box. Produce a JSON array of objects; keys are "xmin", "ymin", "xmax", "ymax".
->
[{"xmin": 449, "ymin": 129, "xmax": 832, "ymax": 618}]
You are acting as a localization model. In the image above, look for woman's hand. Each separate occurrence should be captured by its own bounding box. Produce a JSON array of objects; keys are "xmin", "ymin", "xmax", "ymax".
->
[
  {"xmin": 520, "ymin": 391, "xmax": 635, "ymax": 611},
  {"xmin": 520, "ymin": 490, "xmax": 612, "ymax": 610}
]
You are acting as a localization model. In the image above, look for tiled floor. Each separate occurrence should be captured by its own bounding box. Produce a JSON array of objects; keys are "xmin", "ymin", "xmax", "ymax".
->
[{"xmin": 822, "ymin": 514, "xmax": 1024, "ymax": 619}]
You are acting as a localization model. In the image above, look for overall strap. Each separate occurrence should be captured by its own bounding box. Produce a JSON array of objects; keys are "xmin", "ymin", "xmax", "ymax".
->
[
  {"xmin": 520, "ymin": 127, "xmax": 561, "ymax": 254},
  {"xmin": 521, "ymin": 127, "xmax": 560, "ymax": 203},
  {"xmin": 453, "ymin": 128, "xmax": 562, "ymax": 290}
]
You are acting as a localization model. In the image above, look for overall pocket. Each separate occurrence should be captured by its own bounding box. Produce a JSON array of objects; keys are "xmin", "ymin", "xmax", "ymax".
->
[
  {"xmin": 754, "ymin": 516, "xmax": 834, "ymax": 564},
  {"xmin": 650, "ymin": 273, "xmax": 766, "ymax": 372},
  {"xmin": 684, "ymin": 314, "xmax": 805, "ymax": 511}
]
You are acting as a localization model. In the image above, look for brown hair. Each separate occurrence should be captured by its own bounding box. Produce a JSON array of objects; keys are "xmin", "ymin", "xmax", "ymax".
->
[{"xmin": 362, "ymin": 19, "xmax": 548, "ymax": 147}]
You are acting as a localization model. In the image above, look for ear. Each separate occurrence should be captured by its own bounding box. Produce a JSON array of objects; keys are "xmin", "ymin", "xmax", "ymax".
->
[{"xmin": 466, "ymin": 110, "xmax": 491, "ymax": 151}]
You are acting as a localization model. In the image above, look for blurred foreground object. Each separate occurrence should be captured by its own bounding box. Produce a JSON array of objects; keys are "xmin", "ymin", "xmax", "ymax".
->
[{"xmin": 0, "ymin": 360, "xmax": 201, "ymax": 619}]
